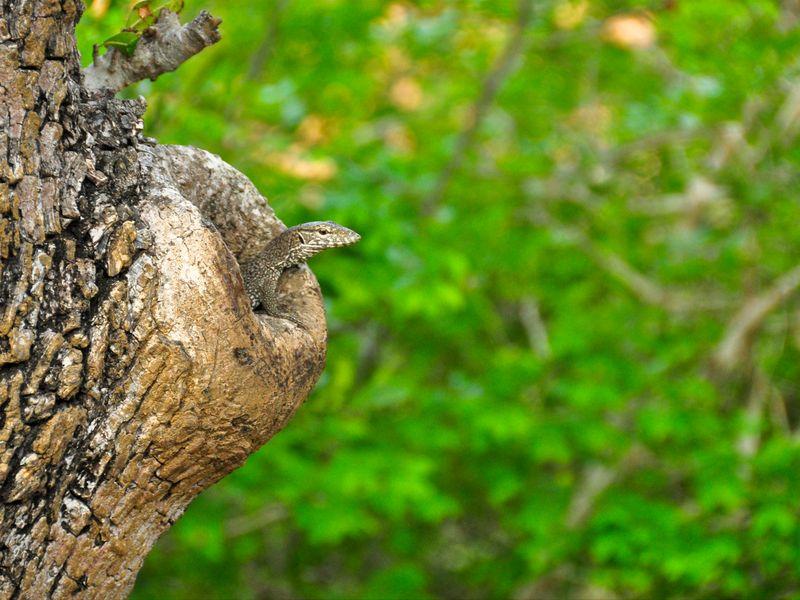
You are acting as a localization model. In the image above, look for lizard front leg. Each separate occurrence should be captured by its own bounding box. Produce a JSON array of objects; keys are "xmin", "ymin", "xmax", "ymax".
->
[{"xmin": 241, "ymin": 260, "xmax": 282, "ymax": 315}]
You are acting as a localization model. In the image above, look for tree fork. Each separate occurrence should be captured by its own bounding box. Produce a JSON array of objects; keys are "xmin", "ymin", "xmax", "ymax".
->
[{"xmin": 0, "ymin": 2, "xmax": 328, "ymax": 597}]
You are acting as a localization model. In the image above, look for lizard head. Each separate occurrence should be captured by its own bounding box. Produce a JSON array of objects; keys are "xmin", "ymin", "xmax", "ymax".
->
[{"xmin": 287, "ymin": 221, "xmax": 361, "ymax": 262}]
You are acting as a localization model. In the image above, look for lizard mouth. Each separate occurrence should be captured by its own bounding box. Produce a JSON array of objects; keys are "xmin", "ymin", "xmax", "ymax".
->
[
  {"xmin": 345, "ymin": 232, "xmax": 361, "ymax": 245},
  {"xmin": 337, "ymin": 229, "xmax": 361, "ymax": 247}
]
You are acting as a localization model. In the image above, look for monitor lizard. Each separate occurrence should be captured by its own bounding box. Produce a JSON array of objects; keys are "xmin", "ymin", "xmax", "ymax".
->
[{"xmin": 240, "ymin": 221, "xmax": 360, "ymax": 318}]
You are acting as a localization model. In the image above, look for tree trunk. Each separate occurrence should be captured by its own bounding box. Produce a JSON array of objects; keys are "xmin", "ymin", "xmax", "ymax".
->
[{"xmin": 0, "ymin": 2, "xmax": 327, "ymax": 597}]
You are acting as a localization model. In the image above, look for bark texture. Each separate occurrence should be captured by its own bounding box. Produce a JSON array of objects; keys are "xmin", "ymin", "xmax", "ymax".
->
[{"xmin": 0, "ymin": 2, "xmax": 327, "ymax": 597}]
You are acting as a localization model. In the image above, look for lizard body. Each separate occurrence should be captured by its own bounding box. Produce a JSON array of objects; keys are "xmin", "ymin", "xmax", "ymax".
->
[{"xmin": 240, "ymin": 221, "xmax": 360, "ymax": 316}]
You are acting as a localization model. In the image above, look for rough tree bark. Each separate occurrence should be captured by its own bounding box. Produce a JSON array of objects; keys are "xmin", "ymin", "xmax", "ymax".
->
[{"xmin": 0, "ymin": 2, "xmax": 329, "ymax": 597}]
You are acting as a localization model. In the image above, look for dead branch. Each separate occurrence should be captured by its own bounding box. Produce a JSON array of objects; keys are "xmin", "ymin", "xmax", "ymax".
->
[
  {"xmin": 565, "ymin": 445, "xmax": 652, "ymax": 529},
  {"xmin": 225, "ymin": 503, "xmax": 288, "ymax": 538},
  {"xmin": 736, "ymin": 367, "xmax": 769, "ymax": 469},
  {"xmin": 526, "ymin": 207, "xmax": 730, "ymax": 313},
  {"xmin": 83, "ymin": 10, "xmax": 221, "ymax": 93}
]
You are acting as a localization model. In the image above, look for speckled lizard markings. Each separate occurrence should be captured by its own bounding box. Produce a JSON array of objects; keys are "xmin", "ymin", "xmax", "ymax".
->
[{"xmin": 240, "ymin": 221, "xmax": 361, "ymax": 318}]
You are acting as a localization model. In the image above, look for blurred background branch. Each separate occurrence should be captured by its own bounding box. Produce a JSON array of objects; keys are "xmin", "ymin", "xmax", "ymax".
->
[
  {"xmin": 714, "ymin": 265, "xmax": 800, "ymax": 372},
  {"xmin": 422, "ymin": 0, "xmax": 536, "ymax": 214},
  {"xmin": 247, "ymin": 0, "xmax": 290, "ymax": 81}
]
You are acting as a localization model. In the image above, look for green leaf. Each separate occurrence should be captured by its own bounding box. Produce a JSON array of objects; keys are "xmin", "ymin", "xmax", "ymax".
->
[
  {"xmin": 101, "ymin": 31, "xmax": 139, "ymax": 56},
  {"xmin": 103, "ymin": 0, "xmax": 185, "ymax": 56}
]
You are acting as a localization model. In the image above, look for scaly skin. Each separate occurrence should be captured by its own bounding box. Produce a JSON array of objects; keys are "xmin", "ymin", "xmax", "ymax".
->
[{"xmin": 240, "ymin": 221, "xmax": 361, "ymax": 317}]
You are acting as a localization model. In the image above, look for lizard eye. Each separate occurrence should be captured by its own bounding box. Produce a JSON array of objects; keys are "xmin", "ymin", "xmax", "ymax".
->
[{"xmin": 319, "ymin": 229, "xmax": 329, "ymax": 235}]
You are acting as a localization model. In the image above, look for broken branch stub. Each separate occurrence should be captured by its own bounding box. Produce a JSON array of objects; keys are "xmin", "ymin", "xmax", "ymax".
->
[{"xmin": 83, "ymin": 10, "xmax": 222, "ymax": 93}]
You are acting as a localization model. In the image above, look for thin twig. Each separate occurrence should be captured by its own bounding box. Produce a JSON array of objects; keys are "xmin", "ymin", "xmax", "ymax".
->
[
  {"xmin": 565, "ymin": 445, "xmax": 651, "ymax": 529},
  {"xmin": 422, "ymin": 0, "xmax": 535, "ymax": 214},
  {"xmin": 518, "ymin": 296, "xmax": 551, "ymax": 359},
  {"xmin": 225, "ymin": 503, "xmax": 287, "ymax": 538},
  {"xmin": 354, "ymin": 323, "xmax": 386, "ymax": 387},
  {"xmin": 564, "ymin": 463, "xmax": 616, "ymax": 529},
  {"xmin": 247, "ymin": 0, "xmax": 290, "ymax": 81},
  {"xmin": 713, "ymin": 264, "xmax": 800, "ymax": 372},
  {"xmin": 605, "ymin": 127, "xmax": 712, "ymax": 166},
  {"xmin": 736, "ymin": 367, "xmax": 768, "ymax": 462},
  {"xmin": 591, "ymin": 245, "xmax": 729, "ymax": 312},
  {"xmin": 527, "ymin": 206, "xmax": 731, "ymax": 313},
  {"xmin": 769, "ymin": 384, "xmax": 792, "ymax": 433}
]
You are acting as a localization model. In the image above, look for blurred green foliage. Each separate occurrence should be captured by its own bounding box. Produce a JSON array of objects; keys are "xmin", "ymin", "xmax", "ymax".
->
[{"xmin": 78, "ymin": 0, "xmax": 800, "ymax": 598}]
